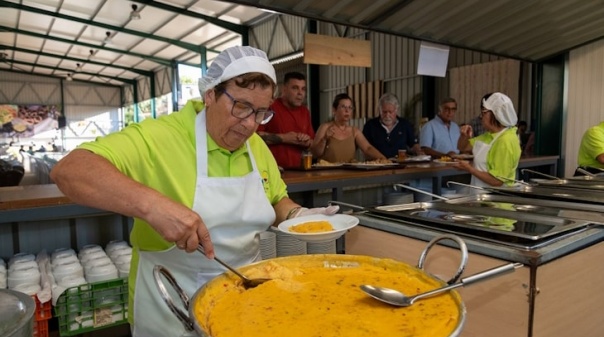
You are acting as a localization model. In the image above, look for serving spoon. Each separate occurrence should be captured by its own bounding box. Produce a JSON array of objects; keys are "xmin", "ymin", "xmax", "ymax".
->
[
  {"xmin": 197, "ymin": 245, "xmax": 270, "ymax": 289},
  {"xmin": 361, "ymin": 262, "xmax": 522, "ymax": 307}
]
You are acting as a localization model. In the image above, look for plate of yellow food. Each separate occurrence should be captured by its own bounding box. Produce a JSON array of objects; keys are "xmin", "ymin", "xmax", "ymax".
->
[
  {"xmin": 277, "ymin": 213, "xmax": 359, "ymax": 242},
  {"xmin": 433, "ymin": 156, "xmax": 459, "ymax": 164}
]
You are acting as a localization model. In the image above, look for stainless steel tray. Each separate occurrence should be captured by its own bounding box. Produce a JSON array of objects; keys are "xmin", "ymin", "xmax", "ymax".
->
[
  {"xmin": 443, "ymin": 194, "xmax": 604, "ymax": 224},
  {"xmin": 530, "ymin": 178, "xmax": 604, "ymax": 190},
  {"xmin": 371, "ymin": 201, "xmax": 590, "ymax": 241},
  {"xmin": 488, "ymin": 184, "xmax": 604, "ymax": 204}
]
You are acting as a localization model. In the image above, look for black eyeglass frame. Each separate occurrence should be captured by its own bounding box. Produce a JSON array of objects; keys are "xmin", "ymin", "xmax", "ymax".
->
[{"xmin": 220, "ymin": 89, "xmax": 274, "ymax": 125}]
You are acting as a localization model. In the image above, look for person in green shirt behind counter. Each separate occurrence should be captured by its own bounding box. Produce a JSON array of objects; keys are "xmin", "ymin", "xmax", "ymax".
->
[
  {"xmin": 455, "ymin": 92, "xmax": 522, "ymax": 191},
  {"xmin": 576, "ymin": 121, "xmax": 604, "ymax": 176},
  {"xmin": 50, "ymin": 45, "xmax": 338, "ymax": 337}
]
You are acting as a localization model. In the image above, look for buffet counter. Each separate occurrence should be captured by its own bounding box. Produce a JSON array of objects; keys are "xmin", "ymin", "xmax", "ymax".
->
[
  {"xmin": 283, "ymin": 155, "xmax": 559, "ymax": 203},
  {"xmin": 346, "ymin": 214, "xmax": 604, "ymax": 337}
]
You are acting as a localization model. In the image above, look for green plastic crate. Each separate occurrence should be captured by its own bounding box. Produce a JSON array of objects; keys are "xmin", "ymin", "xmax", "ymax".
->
[{"xmin": 54, "ymin": 278, "xmax": 128, "ymax": 336}]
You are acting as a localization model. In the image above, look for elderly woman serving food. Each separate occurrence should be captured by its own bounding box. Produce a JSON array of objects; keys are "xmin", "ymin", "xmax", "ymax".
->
[
  {"xmin": 50, "ymin": 46, "xmax": 337, "ymax": 336},
  {"xmin": 455, "ymin": 92, "xmax": 521, "ymax": 189}
]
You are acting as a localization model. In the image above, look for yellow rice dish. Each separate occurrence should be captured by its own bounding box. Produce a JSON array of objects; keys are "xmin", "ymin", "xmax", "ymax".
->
[
  {"xmin": 289, "ymin": 220, "xmax": 334, "ymax": 233},
  {"xmin": 194, "ymin": 255, "xmax": 461, "ymax": 337}
]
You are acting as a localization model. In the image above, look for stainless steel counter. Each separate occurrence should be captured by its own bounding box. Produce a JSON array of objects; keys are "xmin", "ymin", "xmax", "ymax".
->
[{"xmin": 353, "ymin": 213, "xmax": 604, "ymax": 265}]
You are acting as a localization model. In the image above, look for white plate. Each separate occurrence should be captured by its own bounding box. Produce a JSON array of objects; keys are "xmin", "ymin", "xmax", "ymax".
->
[
  {"xmin": 277, "ymin": 214, "xmax": 359, "ymax": 243},
  {"xmin": 403, "ymin": 155, "xmax": 432, "ymax": 162},
  {"xmin": 343, "ymin": 162, "xmax": 399, "ymax": 168},
  {"xmin": 433, "ymin": 159, "xmax": 459, "ymax": 165},
  {"xmin": 452, "ymin": 154, "xmax": 474, "ymax": 160}
]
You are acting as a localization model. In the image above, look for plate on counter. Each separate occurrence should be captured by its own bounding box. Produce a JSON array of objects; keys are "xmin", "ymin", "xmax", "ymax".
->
[
  {"xmin": 343, "ymin": 162, "xmax": 403, "ymax": 170},
  {"xmin": 433, "ymin": 159, "xmax": 459, "ymax": 165},
  {"xmin": 452, "ymin": 154, "xmax": 474, "ymax": 160},
  {"xmin": 402, "ymin": 155, "xmax": 432, "ymax": 163}
]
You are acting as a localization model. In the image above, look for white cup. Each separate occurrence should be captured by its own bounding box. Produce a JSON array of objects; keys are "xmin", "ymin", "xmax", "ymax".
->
[
  {"xmin": 80, "ymin": 250, "xmax": 107, "ymax": 265},
  {"xmin": 8, "ymin": 253, "xmax": 35, "ymax": 268},
  {"xmin": 12, "ymin": 282, "xmax": 41, "ymax": 296},
  {"xmin": 116, "ymin": 262, "xmax": 130, "ymax": 278},
  {"xmin": 8, "ymin": 267, "xmax": 40, "ymax": 288},
  {"xmin": 58, "ymin": 274, "xmax": 87, "ymax": 289},
  {"xmin": 53, "ymin": 261, "xmax": 84, "ymax": 284},
  {"xmin": 78, "ymin": 245, "xmax": 103, "ymax": 259},
  {"xmin": 106, "ymin": 241, "xmax": 129, "ymax": 255},
  {"xmin": 108, "ymin": 246, "xmax": 132, "ymax": 261},
  {"xmin": 52, "ymin": 254, "xmax": 80, "ymax": 269},
  {"xmin": 10, "ymin": 260, "xmax": 39, "ymax": 273},
  {"xmin": 86, "ymin": 262, "xmax": 118, "ymax": 283},
  {"xmin": 51, "ymin": 248, "xmax": 76, "ymax": 261}
]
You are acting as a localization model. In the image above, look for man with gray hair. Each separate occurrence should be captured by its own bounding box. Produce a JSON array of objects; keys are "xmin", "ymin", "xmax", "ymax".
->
[{"xmin": 363, "ymin": 93, "xmax": 422, "ymax": 158}]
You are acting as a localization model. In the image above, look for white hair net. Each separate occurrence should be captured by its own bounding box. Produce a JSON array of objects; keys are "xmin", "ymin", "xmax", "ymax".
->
[
  {"xmin": 198, "ymin": 46, "xmax": 276, "ymax": 97},
  {"xmin": 482, "ymin": 92, "xmax": 517, "ymax": 127}
]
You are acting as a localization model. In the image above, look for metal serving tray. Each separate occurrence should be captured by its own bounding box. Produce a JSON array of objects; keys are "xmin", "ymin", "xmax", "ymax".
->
[
  {"xmin": 444, "ymin": 194, "xmax": 604, "ymax": 224},
  {"xmin": 529, "ymin": 178, "xmax": 604, "ymax": 190},
  {"xmin": 488, "ymin": 184, "xmax": 604, "ymax": 205},
  {"xmin": 371, "ymin": 201, "xmax": 591, "ymax": 241}
]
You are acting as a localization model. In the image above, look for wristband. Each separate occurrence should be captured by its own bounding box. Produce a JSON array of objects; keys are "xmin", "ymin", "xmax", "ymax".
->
[{"xmin": 286, "ymin": 206, "xmax": 302, "ymax": 220}]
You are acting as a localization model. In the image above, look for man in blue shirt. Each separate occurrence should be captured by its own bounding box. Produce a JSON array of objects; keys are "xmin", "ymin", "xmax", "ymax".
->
[
  {"xmin": 420, "ymin": 97, "xmax": 461, "ymax": 158},
  {"xmin": 363, "ymin": 93, "xmax": 422, "ymax": 158}
]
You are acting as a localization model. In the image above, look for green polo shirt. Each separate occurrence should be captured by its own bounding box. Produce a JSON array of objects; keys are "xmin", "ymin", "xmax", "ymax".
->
[
  {"xmin": 578, "ymin": 122, "xmax": 604, "ymax": 169},
  {"xmin": 469, "ymin": 127, "xmax": 521, "ymax": 184},
  {"xmin": 79, "ymin": 99, "xmax": 287, "ymax": 250}
]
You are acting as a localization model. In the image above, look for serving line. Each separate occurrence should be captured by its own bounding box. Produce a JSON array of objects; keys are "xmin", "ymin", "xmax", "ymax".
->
[{"xmin": 283, "ymin": 156, "xmax": 559, "ymax": 206}]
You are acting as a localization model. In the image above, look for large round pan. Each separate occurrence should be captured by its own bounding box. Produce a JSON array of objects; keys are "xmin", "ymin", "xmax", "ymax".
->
[{"xmin": 154, "ymin": 235, "xmax": 470, "ymax": 337}]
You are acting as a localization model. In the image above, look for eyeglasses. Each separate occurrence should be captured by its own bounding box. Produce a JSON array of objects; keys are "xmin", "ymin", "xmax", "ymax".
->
[
  {"xmin": 338, "ymin": 105, "xmax": 355, "ymax": 111},
  {"xmin": 480, "ymin": 109, "xmax": 491, "ymax": 116},
  {"xmin": 221, "ymin": 90, "xmax": 274, "ymax": 125}
]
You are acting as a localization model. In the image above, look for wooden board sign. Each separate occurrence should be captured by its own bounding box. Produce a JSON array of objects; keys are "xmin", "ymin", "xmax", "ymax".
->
[{"xmin": 303, "ymin": 33, "xmax": 371, "ymax": 67}]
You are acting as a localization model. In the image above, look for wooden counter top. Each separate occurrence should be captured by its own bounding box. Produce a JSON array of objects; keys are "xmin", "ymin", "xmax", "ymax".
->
[{"xmin": 0, "ymin": 155, "xmax": 559, "ymax": 211}]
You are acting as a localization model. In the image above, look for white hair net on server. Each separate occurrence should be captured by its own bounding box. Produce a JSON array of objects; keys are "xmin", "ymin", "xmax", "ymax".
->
[
  {"xmin": 198, "ymin": 46, "xmax": 276, "ymax": 98},
  {"xmin": 482, "ymin": 92, "xmax": 518, "ymax": 127}
]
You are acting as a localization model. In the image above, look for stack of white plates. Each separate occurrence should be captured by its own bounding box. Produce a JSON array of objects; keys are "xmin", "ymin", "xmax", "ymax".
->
[
  {"xmin": 307, "ymin": 240, "xmax": 337, "ymax": 254},
  {"xmin": 258, "ymin": 231, "xmax": 277, "ymax": 260},
  {"xmin": 271, "ymin": 227, "xmax": 307, "ymax": 257}
]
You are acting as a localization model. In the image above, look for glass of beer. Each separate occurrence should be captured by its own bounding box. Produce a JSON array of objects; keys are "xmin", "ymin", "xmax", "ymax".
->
[
  {"xmin": 397, "ymin": 149, "xmax": 407, "ymax": 162},
  {"xmin": 302, "ymin": 151, "xmax": 313, "ymax": 170}
]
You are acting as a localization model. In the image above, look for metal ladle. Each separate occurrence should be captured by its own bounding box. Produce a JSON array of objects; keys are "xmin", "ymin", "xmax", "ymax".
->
[
  {"xmin": 196, "ymin": 245, "xmax": 270, "ymax": 289},
  {"xmin": 394, "ymin": 183, "xmax": 449, "ymax": 200},
  {"xmin": 361, "ymin": 262, "xmax": 523, "ymax": 307}
]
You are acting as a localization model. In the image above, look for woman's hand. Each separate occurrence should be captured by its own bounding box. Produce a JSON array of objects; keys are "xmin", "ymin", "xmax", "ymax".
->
[
  {"xmin": 460, "ymin": 124, "xmax": 473, "ymax": 138},
  {"xmin": 453, "ymin": 160, "xmax": 473, "ymax": 172}
]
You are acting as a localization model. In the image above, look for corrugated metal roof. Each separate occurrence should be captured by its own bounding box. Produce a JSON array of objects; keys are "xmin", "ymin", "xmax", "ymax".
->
[
  {"xmin": 0, "ymin": 0, "xmax": 274, "ymax": 85},
  {"xmin": 1, "ymin": 0, "xmax": 603, "ymax": 86},
  {"xmin": 229, "ymin": 0, "xmax": 604, "ymax": 62}
]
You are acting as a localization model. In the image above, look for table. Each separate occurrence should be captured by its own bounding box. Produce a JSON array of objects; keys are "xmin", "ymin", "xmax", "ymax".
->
[{"xmin": 282, "ymin": 155, "xmax": 559, "ymax": 205}]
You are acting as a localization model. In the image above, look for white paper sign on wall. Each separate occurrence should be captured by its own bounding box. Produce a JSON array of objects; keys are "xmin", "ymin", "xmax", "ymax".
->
[{"xmin": 417, "ymin": 41, "xmax": 450, "ymax": 77}]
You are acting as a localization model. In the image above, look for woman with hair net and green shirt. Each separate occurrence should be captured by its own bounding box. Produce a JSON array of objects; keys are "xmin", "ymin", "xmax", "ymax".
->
[
  {"xmin": 455, "ymin": 92, "xmax": 521, "ymax": 190},
  {"xmin": 50, "ymin": 46, "xmax": 338, "ymax": 336}
]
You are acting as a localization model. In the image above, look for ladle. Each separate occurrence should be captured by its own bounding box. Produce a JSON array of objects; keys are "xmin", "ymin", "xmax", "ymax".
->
[
  {"xmin": 394, "ymin": 183, "xmax": 449, "ymax": 200},
  {"xmin": 520, "ymin": 168, "xmax": 561, "ymax": 180},
  {"xmin": 576, "ymin": 167, "xmax": 596, "ymax": 177},
  {"xmin": 361, "ymin": 262, "xmax": 522, "ymax": 307},
  {"xmin": 446, "ymin": 181, "xmax": 520, "ymax": 198},
  {"xmin": 494, "ymin": 175, "xmax": 531, "ymax": 186},
  {"xmin": 196, "ymin": 245, "xmax": 270, "ymax": 289}
]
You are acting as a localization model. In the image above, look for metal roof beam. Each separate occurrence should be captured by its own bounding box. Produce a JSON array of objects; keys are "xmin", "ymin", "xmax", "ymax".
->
[
  {"xmin": 0, "ymin": 26, "xmax": 181, "ymax": 67},
  {"xmin": 0, "ymin": 45, "xmax": 154, "ymax": 77},
  {"xmin": 0, "ymin": 1, "xmax": 211, "ymax": 54},
  {"xmin": 131, "ymin": 0, "xmax": 247, "ymax": 35},
  {"xmin": 7, "ymin": 59, "xmax": 135, "ymax": 85}
]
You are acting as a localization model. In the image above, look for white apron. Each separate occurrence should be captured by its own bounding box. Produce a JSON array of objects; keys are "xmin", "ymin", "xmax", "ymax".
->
[
  {"xmin": 132, "ymin": 109, "xmax": 276, "ymax": 336},
  {"xmin": 470, "ymin": 129, "xmax": 506, "ymax": 192}
]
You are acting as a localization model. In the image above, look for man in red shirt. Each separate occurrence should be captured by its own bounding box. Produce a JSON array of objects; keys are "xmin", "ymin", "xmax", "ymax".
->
[{"xmin": 257, "ymin": 72, "xmax": 315, "ymax": 168}]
